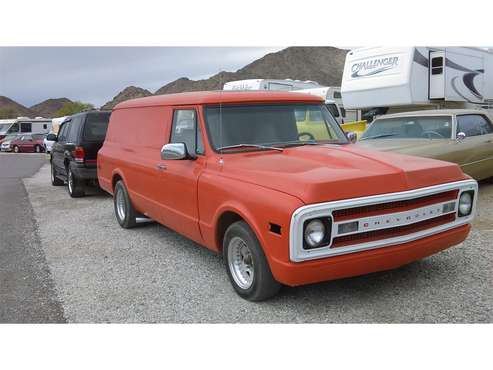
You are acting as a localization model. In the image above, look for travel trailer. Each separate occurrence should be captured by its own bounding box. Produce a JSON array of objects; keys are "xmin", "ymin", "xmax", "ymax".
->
[
  {"xmin": 223, "ymin": 79, "xmax": 321, "ymax": 91},
  {"xmin": 0, "ymin": 117, "xmax": 52, "ymax": 140},
  {"xmin": 341, "ymin": 47, "xmax": 493, "ymax": 115},
  {"xmin": 51, "ymin": 116, "xmax": 69, "ymax": 134}
]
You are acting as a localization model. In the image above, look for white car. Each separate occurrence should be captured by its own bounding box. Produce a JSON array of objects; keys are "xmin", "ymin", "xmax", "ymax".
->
[{"xmin": 44, "ymin": 132, "xmax": 57, "ymax": 153}]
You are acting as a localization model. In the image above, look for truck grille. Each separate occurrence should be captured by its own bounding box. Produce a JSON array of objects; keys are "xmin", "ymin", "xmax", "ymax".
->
[{"xmin": 289, "ymin": 180, "xmax": 478, "ymax": 262}]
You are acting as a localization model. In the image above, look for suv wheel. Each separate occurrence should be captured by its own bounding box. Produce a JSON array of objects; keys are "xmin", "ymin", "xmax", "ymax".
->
[
  {"xmin": 223, "ymin": 221, "xmax": 281, "ymax": 301},
  {"xmin": 13, "ymin": 145, "xmax": 19, "ymax": 153},
  {"xmin": 51, "ymin": 161, "xmax": 64, "ymax": 186},
  {"xmin": 113, "ymin": 180, "xmax": 137, "ymax": 228},
  {"xmin": 67, "ymin": 166, "xmax": 85, "ymax": 197}
]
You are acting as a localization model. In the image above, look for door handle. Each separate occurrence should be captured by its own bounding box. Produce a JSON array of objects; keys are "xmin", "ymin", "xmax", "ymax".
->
[{"xmin": 156, "ymin": 164, "xmax": 167, "ymax": 171}]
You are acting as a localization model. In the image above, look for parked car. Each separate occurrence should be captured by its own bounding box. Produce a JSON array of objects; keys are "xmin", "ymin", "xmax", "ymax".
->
[
  {"xmin": 10, "ymin": 133, "xmax": 46, "ymax": 153},
  {"xmin": 44, "ymin": 131, "xmax": 58, "ymax": 153},
  {"xmin": 50, "ymin": 111, "xmax": 111, "ymax": 197},
  {"xmin": 356, "ymin": 109, "xmax": 493, "ymax": 180},
  {"xmin": 98, "ymin": 91, "xmax": 477, "ymax": 301},
  {"xmin": 0, "ymin": 134, "xmax": 21, "ymax": 152}
]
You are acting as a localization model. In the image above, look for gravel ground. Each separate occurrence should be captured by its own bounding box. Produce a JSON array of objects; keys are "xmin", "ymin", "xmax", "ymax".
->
[{"xmin": 24, "ymin": 163, "xmax": 493, "ymax": 323}]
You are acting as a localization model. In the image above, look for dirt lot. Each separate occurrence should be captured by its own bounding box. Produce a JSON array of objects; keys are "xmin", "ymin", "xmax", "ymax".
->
[{"xmin": 23, "ymin": 162, "xmax": 493, "ymax": 323}]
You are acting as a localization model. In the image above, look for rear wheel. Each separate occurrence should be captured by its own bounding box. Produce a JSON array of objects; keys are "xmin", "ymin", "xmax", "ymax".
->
[
  {"xmin": 113, "ymin": 180, "xmax": 137, "ymax": 229},
  {"xmin": 67, "ymin": 165, "xmax": 85, "ymax": 197},
  {"xmin": 223, "ymin": 221, "xmax": 280, "ymax": 301},
  {"xmin": 13, "ymin": 145, "xmax": 19, "ymax": 153},
  {"xmin": 51, "ymin": 161, "xmax": 64, "ymax": 186},
  {"xmin": 34, "ymin": 144, "xmax": 41, "ymax": 153}
]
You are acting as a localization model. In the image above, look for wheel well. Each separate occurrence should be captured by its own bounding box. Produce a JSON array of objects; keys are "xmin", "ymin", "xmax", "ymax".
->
[
  {"xmin": 112, "ymin": 174, "xmax": 122, "ymax": 191},
  {"xmin": 216, "ymin": 211, "xmax": 244, "ymax": 251}
]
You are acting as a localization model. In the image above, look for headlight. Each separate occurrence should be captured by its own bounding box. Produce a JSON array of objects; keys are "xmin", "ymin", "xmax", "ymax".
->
[
  {"xmin": 303, "ymin": 218, "xmax": 331, "ymax": 249},
  {"xmin": 458, "ymin": 191, "xmax": 474, "ymax": 217}
]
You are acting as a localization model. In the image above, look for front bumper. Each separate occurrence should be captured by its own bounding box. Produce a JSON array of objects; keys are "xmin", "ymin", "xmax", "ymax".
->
[
  {"xmin": 1, "ymin": 146, "xmax": 12, "ymax": 152},
  {"xmin": 271, "ymin": 224, "xmax": 470, "ymax": 286}
]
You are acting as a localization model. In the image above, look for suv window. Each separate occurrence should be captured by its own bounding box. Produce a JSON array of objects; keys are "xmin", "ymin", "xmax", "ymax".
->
[
  {"xmin": 170, "ymin": 109, "xmax": 204, "ymax": 155},
  {"xmin": 58, "ymin": 122, "xmax": 70, "ymax": 142},
  {"xmin": 457, "ymin": 114, "xmax": 493, "ymax": 137},
  {"xmin": 83, "ymin": 112, "xmax": 110, "ymax": 142},
  {"xmin": 67, "ymin": 116, "xmax": 82, "ymax": 143}
]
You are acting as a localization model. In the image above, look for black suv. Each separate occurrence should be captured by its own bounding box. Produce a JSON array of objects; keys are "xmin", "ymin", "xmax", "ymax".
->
[{"xmin": 50, "ymin": 111, "xmax": 111, "ymax": 197}]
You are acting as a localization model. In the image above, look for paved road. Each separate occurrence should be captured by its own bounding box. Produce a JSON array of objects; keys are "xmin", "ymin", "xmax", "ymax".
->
[
  {"xmin": 23, "ymin": 162, "xmax": 493, "ymax": 323},
  {"xmin": 0, "ymin": 153, "xmax": 65, "ymax": 323}
]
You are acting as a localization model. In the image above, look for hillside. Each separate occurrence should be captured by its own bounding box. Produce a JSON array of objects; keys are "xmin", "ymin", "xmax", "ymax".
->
[
  {"xmin": 30, "ymin": 98, "xmax": 72, "ymax": 118},
  {"xmin": 154, "ymin": 46, "xmax": 348, "ymax": 95},
  {"xmin": 0, "ymin": 96, "xmax": 36, "ymax": 119},
  {"xmin": 101, "ymin": 46, "xmax": 348, "ymax": 108},
  {"xmin": 101, "ymin": 86, "xmax": 153, "ymax": 110}
]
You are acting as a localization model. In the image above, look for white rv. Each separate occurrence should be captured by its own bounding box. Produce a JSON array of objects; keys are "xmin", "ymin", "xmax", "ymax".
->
[
  {"xmin": 0, "ymin": 117, "xmax": 52, "ymax": 140},
  {"xmin": 223, "ymin": 79, "xmax": 321, "ymax": 91},
  {"xmin": 341, "ymin": 47, "xmax": 493, "ymax": 114}
]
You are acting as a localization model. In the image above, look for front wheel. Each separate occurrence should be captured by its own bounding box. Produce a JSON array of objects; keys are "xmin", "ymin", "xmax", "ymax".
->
[
  {"xmin": 13, "ymin": 145, "xmax": 20, "ymax": 153},
  {"xmin": 223, "ymin": 221, "xmax": 280, "ymax": 301}
]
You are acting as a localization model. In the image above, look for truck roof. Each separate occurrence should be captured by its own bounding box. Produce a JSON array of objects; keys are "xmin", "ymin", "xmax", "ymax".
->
[{"xmin": 114, "ymin": 90, "xmax": 323, "ymax": 110}]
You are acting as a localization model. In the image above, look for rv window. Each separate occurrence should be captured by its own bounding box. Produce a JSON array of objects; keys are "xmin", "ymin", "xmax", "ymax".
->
[
  {"xmin": 340, "ymin": 107, "xmax": 346, "ymax": 118},
  {"xmin": 431, "ymin": 67, "xmax": 443, "ymax": 75},
  {"xmin": 7, "ymin": 122, "xmax": 19, "ymax": 133},
  {"xmin": 431, "ymin": 57, "xmax": 443, "ymax": 68},
  {"xmin": 20, "ymin": 122, "xmax": 32, "ymax": 132},
  {"xmin": 333, "ymin": 91, "xmax": 342, "ymax": 99},
  {"xmin": 43, "ymin": 124, "xmax": 47, "ymax": 129},
  {"xmin": 457, "ymin": 115, "xmax": 493, "ymax": 137}
]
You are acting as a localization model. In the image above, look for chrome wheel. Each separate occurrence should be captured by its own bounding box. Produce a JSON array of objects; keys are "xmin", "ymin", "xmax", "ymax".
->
[
  {"xmin": 68, "ymin": 169, "xmax": 73, "ymax": 193},
  {"xmin": 35, "ymin": 145, "xmax": 40, "ymax": 153},
  {"xmin": 228, "ymin": 236, "xmax": 254, "ymax": 289},
  {"xmin": 116, "ymin": 188, "xmax": 126, "ymax": 221},
  {"xmin": 51, "ymin": 163, "xmax": 55, "ymax": 182}
]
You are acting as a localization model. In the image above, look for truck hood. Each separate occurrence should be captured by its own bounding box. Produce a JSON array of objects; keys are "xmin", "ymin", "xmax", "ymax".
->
[{"xmin": 218, "ymin": 144, "xmax": 466, "ymax": 204}]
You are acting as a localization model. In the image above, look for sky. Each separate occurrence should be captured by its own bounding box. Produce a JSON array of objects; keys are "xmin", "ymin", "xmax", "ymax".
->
[{"xmin": 0, "ymin": 47, "xmax": 283, "ymax": 108}]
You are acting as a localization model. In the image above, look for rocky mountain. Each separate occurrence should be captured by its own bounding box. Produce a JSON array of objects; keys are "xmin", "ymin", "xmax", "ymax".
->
[
  {"xmin": 101, "ymin": 86, "xmax": 153, "ymax": 110},
  {"xmin": 0, "ymin": 96, "xmax": 36, "ymax": 119},
  {"xmin": 101, "ymin": 46, "xmax": 348, "ymax": 108},
  {"xmin": 154, "ymin": 46, "xmax": 348, "ymax": 95},
  {"xmin": 30, "ymin": 98, "xmax": 72, "ymax": 118}
]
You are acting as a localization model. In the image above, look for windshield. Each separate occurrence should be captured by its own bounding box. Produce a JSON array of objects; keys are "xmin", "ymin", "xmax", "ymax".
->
[
  {"xmin": 361, "ymin": 115, "xmax": 453, "ymax": 140},
  {"xmin": 0, "ymin": 123, "xmax": 12, "ymax": 134},
  {"xmin": 204, "ymin": 103, "xmax": 348, "ymax": 151}
]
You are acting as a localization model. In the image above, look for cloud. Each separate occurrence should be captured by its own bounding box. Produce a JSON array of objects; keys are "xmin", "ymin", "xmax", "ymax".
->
[{"xmin": 0, "ymin": 47, "xmax": 283, "ymax": 107}]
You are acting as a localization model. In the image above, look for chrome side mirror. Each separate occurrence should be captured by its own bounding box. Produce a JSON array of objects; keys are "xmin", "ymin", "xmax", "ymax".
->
[
  {"xmin": 456, "ymin": 132, "xmax": 466, "ymax": 143},
  {"xmin": 346, "ymin": 131, "xmax": 357, "ymax": 144},
  {"xmin": 161, "ymin": 143, "xmax": 188, "ymax": 160}
]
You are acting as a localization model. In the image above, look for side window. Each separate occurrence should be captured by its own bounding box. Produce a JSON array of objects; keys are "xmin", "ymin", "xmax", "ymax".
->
[
  {"xmin": 8, "ymin": 122, "xmax": 19, "ymax": 133},
  {"xmin": 170, "ymin": 109, "xmax": 203, "ymax": 155},
  {"xmin": 58, "ymin": 122, "xmax": 70, "ymax": 142},
  {"xmin": 67, "ymin": 116, "xmax": 82, "ymax": 143},
  {"xmin": 457, "ymin": 115, "xmax": 493, "ymax": 137},
  {"xmin": 20, "ymin": 122, "xmax": 32, "ymax": 132}
]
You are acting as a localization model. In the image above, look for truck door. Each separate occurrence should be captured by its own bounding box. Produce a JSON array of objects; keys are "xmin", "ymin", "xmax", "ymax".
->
[
  {"xmin": 429, "ymin": 51, "xmax": 445, "ymax": 99},
  {"xmin": 157, "ymin": 107, "xmax": 205, "ymax": 243}
]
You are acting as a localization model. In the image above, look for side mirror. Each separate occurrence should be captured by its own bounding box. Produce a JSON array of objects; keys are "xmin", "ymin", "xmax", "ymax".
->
[
  {"xmin": 46, "ymin": 133, "xmax": 57, "ymax": 141},
  {"xmin": 161, "ymin": 143, "xmax": 189, "ymax": 160},
  {"xmin": 456, "ymin": 132, "xmax": 466, "ymax": 142},
  {"xmin": 346, "ymin": 131, "xmax": 357, "ymax": 144}
]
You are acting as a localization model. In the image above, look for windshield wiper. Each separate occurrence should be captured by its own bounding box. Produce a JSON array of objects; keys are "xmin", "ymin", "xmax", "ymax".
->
[
  {"xmin": 360, "ymin": 133, "xmax": 397, "ymax": 140},
  {"xmin": 217, "ymin": 143, "xmax": 284, "ymax": 152},
  {"xmin": 276, "ymin": 140, "xmax": 320, "ymax": 148}
]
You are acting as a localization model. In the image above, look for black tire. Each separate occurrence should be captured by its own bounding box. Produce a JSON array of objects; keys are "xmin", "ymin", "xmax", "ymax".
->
[
  {"xmin": 51, "ymin": 160, "xmax": 64, "ymax": 186},
  {"xmin": 66, "ymin": 165, "xmax": 85, "ymax": 197},
  {"xmin": 34, "ymin": 144, "xmax": 41, "ymax": 153},
  {"xmin": 223, "ymin": 221, "xmax": 280, "ymax": 301},
  {"xmin": 113, "ymin": 180, "xmax": 137, "ymax": 229},
  {"xmin": 13, "ymin": 145, "xmax": 20, "ymax": 153}
]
